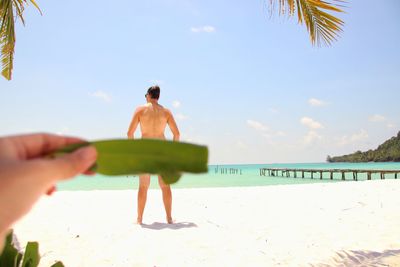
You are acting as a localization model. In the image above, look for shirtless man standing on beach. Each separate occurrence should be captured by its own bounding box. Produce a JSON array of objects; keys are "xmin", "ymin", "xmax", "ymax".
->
[{"xmin": 127, "ymin": 85, "xmax": 180, "ymax": 224}]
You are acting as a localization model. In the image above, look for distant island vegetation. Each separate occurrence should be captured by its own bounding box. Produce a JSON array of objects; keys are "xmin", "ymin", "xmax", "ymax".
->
[{"xmin": 327, "ymin": 131, "xmax": 400, "ymax": 162}]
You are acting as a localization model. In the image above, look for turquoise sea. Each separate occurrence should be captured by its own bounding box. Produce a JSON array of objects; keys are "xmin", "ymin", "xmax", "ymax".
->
[{"xmin": 58, "ymin": 162, "xmax": 400, "ymax": 191}]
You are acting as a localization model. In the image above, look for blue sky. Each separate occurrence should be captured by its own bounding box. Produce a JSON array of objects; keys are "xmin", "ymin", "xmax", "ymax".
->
[{"xmin": 0, "ymin": 0, "xmax": 399, "ymax": 164}]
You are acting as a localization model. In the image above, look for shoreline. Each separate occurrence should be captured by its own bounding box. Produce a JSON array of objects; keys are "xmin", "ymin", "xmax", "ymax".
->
[{"xmin": 14, "ymin": 180, "xmax": 400, "ymax": 266}]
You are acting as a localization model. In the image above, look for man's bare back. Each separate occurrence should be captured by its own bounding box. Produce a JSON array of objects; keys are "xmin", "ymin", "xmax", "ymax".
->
[{"xmin": 127, "ymin": 102, "xmax": 179, "ymax": 141}]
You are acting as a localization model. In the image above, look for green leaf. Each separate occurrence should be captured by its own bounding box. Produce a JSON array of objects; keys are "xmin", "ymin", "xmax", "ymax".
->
[
  {"xmin": 50, "ymin": 262, "xmax": 65, "ymax": 267},
  {"xmin": 52, "ymin": 139, "xmax": 209, "ymax": 184},
  {"xmin": 0, "ymin": 230, "xmax": 23, "ymax": 267},
  {"xmin": 0, "ymin": 0, "xmax": 15, "ymax": 80},
  {"xmin": 21, "ymin": 242, "xmax": 40, "ymax": 267},
  {"xmin": 1, "ymin": 0, "xmax": 42, "ymax": 80},
  {"xmin": 271, "ymin": 0, "xmax": 345, "ymax": 46},
  {"xmin": 160, "ymin": 172, "xmax": 182, "ymax": 184},
  {"xmin": 28, "ymin": 0, "xmax": 43, "ymax": 15}
]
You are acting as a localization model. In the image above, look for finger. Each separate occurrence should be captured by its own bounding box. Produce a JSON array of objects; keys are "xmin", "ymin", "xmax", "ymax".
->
[
  {"xmin": 44, "ymin": 146, "xmax": 97, "ymax": 180},
  {"xmin": 6, "ymin": 133, "xmax": 88, "ymax": 160}
]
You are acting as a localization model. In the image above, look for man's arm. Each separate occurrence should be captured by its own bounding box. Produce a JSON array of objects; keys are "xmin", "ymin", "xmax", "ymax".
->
[
  {"xmin": 167, "ymin": 110, "xmax": 180, "ymax": 141},
  {"xmin": 127, "ymin": 108, "xmax": 141, "ymax": 139}
]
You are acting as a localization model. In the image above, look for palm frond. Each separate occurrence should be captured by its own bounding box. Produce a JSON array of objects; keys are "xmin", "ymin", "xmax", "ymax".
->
[
  {"xmin": 12, "ymin": 0, "xmax": 25, "ymax": 25},
  {"xmin": 0, "ymin": 0, "xmax": 41, "ymax": 80},
  {"xmin": 271, "ymin": 0, "xmax": 345, "ymax": 46},
  {"xmin": 0, "ymin": 0, "xmax": 15, "ymax": 80},
  {"xmin": 29, "ymin": 0, "xmax": 42, "ymax": 15}
]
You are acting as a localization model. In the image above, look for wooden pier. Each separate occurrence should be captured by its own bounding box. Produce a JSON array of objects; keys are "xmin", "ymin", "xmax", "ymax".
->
[
  {"xmin": 215, "ymin": 166, "xmax": 242, "ymax": 175},
  {"xmin": 259, "ymin": 168, "xmax": 400, "ymax": 181}
]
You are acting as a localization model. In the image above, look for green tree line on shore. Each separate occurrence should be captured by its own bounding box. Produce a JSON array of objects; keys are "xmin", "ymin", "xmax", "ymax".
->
[{"xmin": 327, "ymin": 131, "xmax": 400, "ymax": 162}]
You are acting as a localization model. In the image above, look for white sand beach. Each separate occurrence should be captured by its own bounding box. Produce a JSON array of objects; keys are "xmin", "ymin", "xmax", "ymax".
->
[{"xmin": 13, "ymin": 180, "xmax": 400, "ymax": 267}]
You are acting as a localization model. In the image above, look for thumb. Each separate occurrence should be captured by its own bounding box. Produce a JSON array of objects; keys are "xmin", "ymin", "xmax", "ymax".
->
[{"xmin": 47, "ymin": 146, "xmax": 97, "ymax": 180}]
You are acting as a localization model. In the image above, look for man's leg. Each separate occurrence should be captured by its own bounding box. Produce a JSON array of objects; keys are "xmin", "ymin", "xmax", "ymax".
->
[
  {"xmin": 158, "ymin": 176, "xmax": 173, "ymax": 224},
  {"xmin": 137, "ymin": 174, "xmax": 150, "ymax": 224}
]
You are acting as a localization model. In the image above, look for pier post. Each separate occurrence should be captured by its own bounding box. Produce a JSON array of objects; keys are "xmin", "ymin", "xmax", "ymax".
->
[
  {"xmin": 381, "ymin": 172, "xmax": 385, "ymax": 179},
  {"xmin": 294, "ymin": 171, "xmax": 297, "ymax": 178},
  {"xmin": 341, "ymin": 171, "xmax": 345, "ymax": 180},
  {"xmin": 367, "ymin": 172, "xmax": 371, "ymax": 180},
  {"xmin": 320, "ymin": 171, "xmax": 323, "ymax": 180},
  {"xmin": 311, "ymin": 172, "xmax": 314, "ymax": 179},
  {"xmin": 330, "ymin": 171, "xmax": 333, "ymax": 180},
  {"xmin": 395, "ymin": 173, "xmax": 398, "ymax": 179},
  {"xmin": 302, "ymin": 171, "xmax": 304, "ymax": 178}
]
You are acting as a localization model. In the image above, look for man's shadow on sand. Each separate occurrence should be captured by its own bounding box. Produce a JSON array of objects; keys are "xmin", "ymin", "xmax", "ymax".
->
[{"xmin": 140, "ymin": 222, "xmax": 197, "ymax": 230}]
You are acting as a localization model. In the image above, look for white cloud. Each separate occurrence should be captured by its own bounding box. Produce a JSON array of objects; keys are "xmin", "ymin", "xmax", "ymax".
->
[
  {"xmin": 300, "ymin": 117, "xmax": 323, "ymax": 145},
  {"xmin": 172, "ymin": 100, "xmax": 181, "ymax": 108},
  {"xmin": 351, "ymin": 130, "xmax": 369, "ymax": 142},
  {"xmin": 308, "ymin": 98, "xmax": 327, "ymax": 107},
  {"xmin": 337, "ymin": 129, "xmax": 369, "ymax": 146},
  {"xmin": 303, "ymin": 131, "xmax": 322, "ymax": 145},
  {"xmin": 176, "ymin": 113, "xmax": 188, "ymax": 120},
  {"xmin": 247, "ymin": 120, "xmax": 269, "ymax": 132},
  {"xmin": 191, "ymin": 26, "xmax": 216, "ymax": 33},
  {"xmin": 368, "ymin": 115, "xmax": 396, "ymax": 129},
  {"xmin": 369, "ymin": 114, "xmax": 386, "ymax": 122},
  {"xmin": 89, "ymin": 90, "xmax": 112, "ymax": 102},
  {"xmin": 300, "ymin": 117, "xmax": 324, "ymax": 129},
  {"xmin": 387, "ymin": 123, "xmax": 396, "ymax": 129},
  {"xmin": 247, "ymin": 120, "xmax": 286, "ymax": 143}
]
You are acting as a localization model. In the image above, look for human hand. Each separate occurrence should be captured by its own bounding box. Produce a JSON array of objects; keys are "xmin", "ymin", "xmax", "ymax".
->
[{"xmin": 0, "ymin": 133, "xmax": 97, "ymax": 240}]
